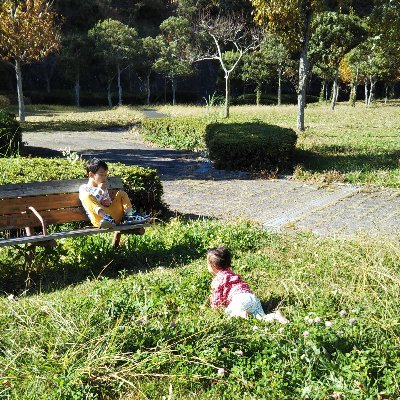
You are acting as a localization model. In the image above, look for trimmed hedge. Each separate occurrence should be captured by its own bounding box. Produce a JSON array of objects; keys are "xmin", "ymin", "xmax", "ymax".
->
[
  {"xmin": 205, "ymin": 122, "xmax": 297, "ymax": 172},
  {"xmin": 0, "ymin": 157, "xmax": 164, "ymax": 213},
  {"xmin": 0, "ymin": 110, "xmax": 22, "ymax": 156},
  {"xmin": 141, "ymin": 116, "xmax": 208, "ymax": 150}
]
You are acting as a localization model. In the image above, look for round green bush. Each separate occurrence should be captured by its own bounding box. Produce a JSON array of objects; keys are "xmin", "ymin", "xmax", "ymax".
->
[
  {"xmin": 0, "ymin": 110, "xmax": 22, "ymax": 156},
  {"xmin": 205, "ymin": 122, "xmax": 297, "ymax": 172}
]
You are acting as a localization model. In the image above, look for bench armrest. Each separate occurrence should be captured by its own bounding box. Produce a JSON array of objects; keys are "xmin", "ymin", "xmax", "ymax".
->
[{"xmin": 27, "ymin": 206, "xmax": 48, "ymax": 236}]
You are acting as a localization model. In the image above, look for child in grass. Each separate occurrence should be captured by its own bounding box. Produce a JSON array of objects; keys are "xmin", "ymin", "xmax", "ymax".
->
[
  {"xmin": 79, "ymin": 158, "xmax": 150, "ymax": 229},
  {"xmin": 207, "ymin": 246, "xmax": 289, "ymax": 323}
]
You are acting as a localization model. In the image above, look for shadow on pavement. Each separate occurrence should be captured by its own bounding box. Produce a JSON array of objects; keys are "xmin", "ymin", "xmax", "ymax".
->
[{"xmin": 23, "ymin": 145, "xmax": 251, "ymax": 181}]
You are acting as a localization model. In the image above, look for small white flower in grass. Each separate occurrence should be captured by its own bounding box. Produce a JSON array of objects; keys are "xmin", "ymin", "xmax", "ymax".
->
[
  {"xmin": 313, "ymin": 317, "xmax": 321, "ymax": 323},
  {"xmin": 336, "ymin": 330, "xmax": 344, "ymax": 336},
  {"xmin": 339, "ymin": 310, "xmax": 347, "ymax": 317},
  {"xmin": 217, "ymin": 368, "xmax": 225, "ymax": 377},
  {"xmin": 349, "ymin": 318, "xmax": 356, "ymax": 325},
  {"xmin": 303, "ymin": 330, "xmax": 310, "ymax": 337},
  {"xmin": 253, "ymin": 325, "xmax": 259, "ymax": 331},
  {"xmin": 325, "ymin": 321, "xmax": 333, "ymax": 328},
  {"xmin": 7, "ymin": 294, "xmax": 14, "ymax": 300},
  {"xmin": 305, "ymin": 316, "xmax": 312, "ymax": 323},
  {"xmin": 235, "ymin": 350, "xmax": 243, "ymax": 356},
  {"xmin": 279, "ymin": 327, "xmax": 285, "ymax": 333}
]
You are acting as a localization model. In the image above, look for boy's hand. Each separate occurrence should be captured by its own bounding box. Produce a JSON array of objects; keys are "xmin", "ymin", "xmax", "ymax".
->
[{"xmin": 101, "ymin": 198, "xmax": 111, "ymax": 206}]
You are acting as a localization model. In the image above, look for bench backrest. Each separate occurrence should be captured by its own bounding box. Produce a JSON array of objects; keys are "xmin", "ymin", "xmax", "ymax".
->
[{"xmin": 0, "ymin": 177, "xmax": 124, "ymax": 231}]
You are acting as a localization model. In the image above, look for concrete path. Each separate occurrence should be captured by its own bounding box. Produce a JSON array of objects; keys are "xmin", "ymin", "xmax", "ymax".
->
[{"xmin": 23, "ymin": 127, "xmax": 400, "ymax": 238}]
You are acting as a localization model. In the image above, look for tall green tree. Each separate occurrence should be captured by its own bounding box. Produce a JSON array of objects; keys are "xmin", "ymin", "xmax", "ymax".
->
[
  {"xmin": 140, "ymin": 36, "xmax": 161, "ymax": 105},
  {"xmin": 60, "ymin": 33, "xmax": 91, "ymax": 107},
  {"xmin": 260, "ymin": 33, "xmax": 290, "ymax": 106},
  {"xmin": 251, "ymin": 0, "xmax": 321, "ymax": 130},
  {"xmin": 241, "ymin": 49, "xmax": 271, "ymax": 106},
  {"xmin": 154, "ymin": 16, "xmax": 195, "ymax": 105},
  {"xmin": 0, "ymin": 0, "xmax": 61, "ymax": 121},
  {"xmin": 89, "ymin": 19, "xmax": 139, "ymax": 107},
  {"xmin": 309, "ymin": 12, "xmax": 365, "ymax": 110}
]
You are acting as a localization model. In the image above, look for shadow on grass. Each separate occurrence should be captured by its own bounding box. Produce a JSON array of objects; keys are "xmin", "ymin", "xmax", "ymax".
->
[
  {"xmin": 0, "ymin": 213, "xmax": 216, "ymax": 296},
  {"xmin": 296, "ymin": 148, "xmax": 400, "ymax": 173}
]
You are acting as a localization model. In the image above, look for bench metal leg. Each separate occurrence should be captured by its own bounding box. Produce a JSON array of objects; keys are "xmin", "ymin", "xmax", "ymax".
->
[
  {"xmin": 112, "ymin": 228, "xmax": 145, "ymax": 248},
  {"xmin": 112, "ymin": 232, "xmax": 122, "ymax": 247}
]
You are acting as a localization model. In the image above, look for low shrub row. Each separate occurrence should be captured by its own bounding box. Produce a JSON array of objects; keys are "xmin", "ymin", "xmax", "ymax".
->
[
  {"xmin": 0, "ymin": 157, "xmax": 164, "ymax": 213},
  {"xmin": 142, "ymin": 116, "xmax": 297, "ymax": 172},
  {"xmin": 206, "ymin": 122, "xmax": 297, "ymax": 171},
  {"xmin": 0, "ymin": 110, "xmax": 22, "ymax": 156},
  {"xmin": 141, "ymin": 116, "xmax": 208, "ymax": 150}
]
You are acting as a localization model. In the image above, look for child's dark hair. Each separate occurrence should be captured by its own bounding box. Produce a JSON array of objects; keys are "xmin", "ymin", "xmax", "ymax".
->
[
  {"xmin": 207, "ymin": 246, "xmax": 231, "ymax": 270},
  {"xmin": 86, "ymin": 158, "xmax": 108, "ymax": 174}
]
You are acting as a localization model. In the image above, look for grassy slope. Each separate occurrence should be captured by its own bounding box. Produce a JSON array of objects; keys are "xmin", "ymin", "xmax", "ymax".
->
[{"xmin": 0, "ymin": 220, "xmax": 399, "ymax": 399}]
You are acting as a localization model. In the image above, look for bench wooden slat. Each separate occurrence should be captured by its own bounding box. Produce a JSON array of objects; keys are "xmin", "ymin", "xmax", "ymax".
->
[
  {"xmin": 0, "ymin": 177, "xmax": 123, "ymax": 199},
  {"xmin": 0, "ymin": 222, "xmax": 150, "ymax": 247},
  {"xmin": 0, "ymin": 190, "xmax": 119, "ymax": 216},
  {"xmin": 0, "ymin": 208, "xmax": 89, "ymax": 230}
]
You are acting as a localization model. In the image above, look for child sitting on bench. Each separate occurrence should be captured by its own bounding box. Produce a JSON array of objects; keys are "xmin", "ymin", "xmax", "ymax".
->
[{"xmin": 79, "ymin": 158, "xmax": 149, "ymax": 229}]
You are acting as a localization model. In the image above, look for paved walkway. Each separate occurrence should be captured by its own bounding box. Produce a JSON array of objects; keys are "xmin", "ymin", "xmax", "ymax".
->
[{"xmin": 23, "ymin": 127, "xmax": 400, "ymax": 238}]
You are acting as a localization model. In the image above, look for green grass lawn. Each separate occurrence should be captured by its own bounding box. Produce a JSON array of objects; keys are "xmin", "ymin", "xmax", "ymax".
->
[
  {"xmin": 0, "ymin": 219, "xmax": 399, "ymax": 399},
  {"xmin": 15, "ymin": 104, "xmax": 143, "ymax": 131},
  {"xmin": 13, "ymin": 102, "xmax": 400, "ymax": 187},
  {"xmin": 155, "ymin": 102, "xmax": 400, "ymax": 188}
]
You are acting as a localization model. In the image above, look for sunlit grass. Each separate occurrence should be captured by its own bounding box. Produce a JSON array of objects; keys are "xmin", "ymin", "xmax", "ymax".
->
[
  {"xmin": 0, "ymin": 219, "xmax": 399, "ymax": 398},
  {"xmin": 154, "ymin": 102, "xmax": 400, "ymax": 188},
  {"xmin": 13, "ymin": 102, "xmax": 400, "ymax": 187},
  {"xmin": 18, "ymin": 104, "xmax": 143, "ymax": 131}
]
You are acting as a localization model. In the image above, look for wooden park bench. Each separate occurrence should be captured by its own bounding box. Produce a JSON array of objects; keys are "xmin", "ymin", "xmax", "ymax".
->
[{"xmin": 0, "ymin": 177, "xmax": 150, "ymax": 249}]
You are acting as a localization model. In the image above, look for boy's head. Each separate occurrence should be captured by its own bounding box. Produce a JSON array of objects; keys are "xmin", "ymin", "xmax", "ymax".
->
[
  {"xmin": 207, "ymin": 246, "xmax": 231, "ymax": 274},
  {"xmin": 86, "ymin": 158, "xmax": 108, "ymax": 185},
  {"xmin": 86, "ymin": 158, "xmax": 108, "ymax": 175}
]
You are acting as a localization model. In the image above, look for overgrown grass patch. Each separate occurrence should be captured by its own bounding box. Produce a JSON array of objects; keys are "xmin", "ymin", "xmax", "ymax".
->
[{"xmin": 0, "ymin": 219, "xmax": 399, "ymax": 398}]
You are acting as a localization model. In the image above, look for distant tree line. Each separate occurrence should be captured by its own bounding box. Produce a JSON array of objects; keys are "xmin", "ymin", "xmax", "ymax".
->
[{"xmin": 1, "ymin": 0, "xmax": 399, "ymax": 128}]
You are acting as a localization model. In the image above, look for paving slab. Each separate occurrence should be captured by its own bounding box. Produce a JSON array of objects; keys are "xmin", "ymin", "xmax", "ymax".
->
[{"xmin": 23, "ymin": 128, "xmax": 400, "ymax": 238}]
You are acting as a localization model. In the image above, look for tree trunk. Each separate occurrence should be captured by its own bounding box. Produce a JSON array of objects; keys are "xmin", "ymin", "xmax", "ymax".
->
[
  {"xmin": 107, "ymin": 81, "xmax": 112, "ymax": 107},
  {"xmin": 117, "ymin": 63, "xmax": 122, "ymax": 106},
  {"xmin": 164, "ymin": 77, "xmax": 167, "ymax": 103},
  {"xmin": 255, "ymin": 83, "xmax": 262, "ymax": 106},
  {"xmin": 364, "ymin": 79, "xmax": 368, "ymax": 106},
  {"xmin": 368, "ymin": 77, "xmax": 376, "ymax": 106},
  {"xmin": 297, "ymin": 1, "xmax": 312, "ymax": 131},
  {"xmin": 319, "ymin": 81, "xmax": 325, "ymax": 103},
  {"xmin": 146, "ymin": 71, "xmax": 151, "ymax": 105},
  {"xmin": 172, "ymin": 78, "xmax": 177, "ymax": 106},
  {"xmin": 352, "ymin": 65, "xmax": 359, "ymax": 107},
  {"xmin": 45, "ymin": 72, "xmax": 51, "ymax": 94},
  {"xmin": 277, "ymin": 68, "xmax": 282, "ymax": 106},
  {"xmin": 330, "ymin": 71, "xmax": 338, "ymax": 110},
  {"xmin": 384, "ymin": 86, "xmax": 388, "ymax": 104},
  {"xmin": 297, "ymin": 44, "xmax": 309, "ymax": 131},
  {"xmin": 74, "ymin": 72, "xmax": 80, "ymax": 108},
  {"xmin": 15, "ymin": 59, "xmax": 25, "ymax": 123},
  {"xmin": 325, "ymin": 82, "xmax": 329, "ymax": 103},
  {"xmin": 224, "ymin": 72, "xmax": 230, "ymax": 118}
]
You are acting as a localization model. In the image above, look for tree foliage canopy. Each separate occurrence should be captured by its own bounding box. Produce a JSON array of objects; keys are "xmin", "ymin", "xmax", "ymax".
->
[{"xmin": 0, "ymin": 0, "xmax": 61, "ymax": 64}]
